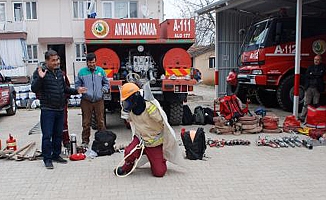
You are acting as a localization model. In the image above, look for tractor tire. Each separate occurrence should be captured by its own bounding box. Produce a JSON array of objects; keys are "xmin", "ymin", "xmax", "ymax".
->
[
  {"xmin": 255, "ymin": 89, "xmax": 278, "ymax": 108},
  {"xmin": 276, "ymin": 75, "xmax": 305, "ymax": 112},
  {"xmin": 168, "ymin": 102, "xmax": 183, "ymax": 126},
  {"xmin": 6, "ymin": 94, "xmax": 16, "ymax": 116}
]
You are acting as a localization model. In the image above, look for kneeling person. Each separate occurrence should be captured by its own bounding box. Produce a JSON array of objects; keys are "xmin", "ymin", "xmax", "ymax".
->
[{"xmin": 115, "ymin": 83, "xmax": 181, "ymax": 177}]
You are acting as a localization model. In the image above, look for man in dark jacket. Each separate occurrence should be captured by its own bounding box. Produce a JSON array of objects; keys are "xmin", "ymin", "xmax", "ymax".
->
[
  {"xmin": 31, "ymin": 50, "xmax": 86, "ymax": 169},
  {"xmin": 299, "ymin": 55, "xmax": 326, "ymax": 122}
]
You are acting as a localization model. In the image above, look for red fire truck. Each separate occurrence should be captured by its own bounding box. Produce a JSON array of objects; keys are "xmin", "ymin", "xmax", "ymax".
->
[
  {"xmin": 84, "ymin": 18, "xmax": 196, "ymax": 125},
  {"xmin": 228, "ymin": 17, "xmax": 326, "ymax": 111}
]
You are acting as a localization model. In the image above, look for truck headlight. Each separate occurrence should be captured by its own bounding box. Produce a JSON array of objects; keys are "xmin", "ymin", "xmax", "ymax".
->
[{"xmin": 252, "ymin": 70, "xmax": 262, "ymax": 75}]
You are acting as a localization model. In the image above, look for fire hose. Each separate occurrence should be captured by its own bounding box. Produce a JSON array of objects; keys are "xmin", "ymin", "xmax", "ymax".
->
[{"xmin": 115, "ymin": 138, "xmax": 145, "ymax": 178}]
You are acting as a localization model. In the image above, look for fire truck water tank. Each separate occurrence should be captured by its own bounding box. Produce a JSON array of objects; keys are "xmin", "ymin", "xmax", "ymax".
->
[{"xmin": 95, "ymin": 48, "xmax": 120, "ymax": 78}]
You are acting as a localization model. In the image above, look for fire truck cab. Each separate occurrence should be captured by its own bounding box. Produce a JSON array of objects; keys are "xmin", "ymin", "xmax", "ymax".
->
[{"xmin": 233, "ymin": 17, "xmax": 326, "ymax": 111}]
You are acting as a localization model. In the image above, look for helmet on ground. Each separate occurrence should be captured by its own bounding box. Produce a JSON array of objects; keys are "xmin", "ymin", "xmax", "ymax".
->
[{"xmin": 121, "ymin": 82, "xmax": 140, "ymax": 101}]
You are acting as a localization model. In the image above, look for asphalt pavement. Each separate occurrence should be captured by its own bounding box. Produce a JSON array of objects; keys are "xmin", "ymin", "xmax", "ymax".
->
[{"xmin": 0, "ymin": 84, "xmax": 325, "ymax": 200}]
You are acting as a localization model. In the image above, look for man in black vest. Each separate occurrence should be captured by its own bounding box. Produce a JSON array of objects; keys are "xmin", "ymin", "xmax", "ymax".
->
[
  {"xmin": 32, "ymin": 50, "xmax": 87, "ymax": 169},
  {"xmin": 299, "ymin": 55, "xmax": 326, "ymax": 122}
]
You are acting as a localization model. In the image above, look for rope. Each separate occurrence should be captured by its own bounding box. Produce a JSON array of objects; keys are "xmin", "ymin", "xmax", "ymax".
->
[{"xmin": 115, "ymin": 138, "xmax": 145, "ymax": 178}]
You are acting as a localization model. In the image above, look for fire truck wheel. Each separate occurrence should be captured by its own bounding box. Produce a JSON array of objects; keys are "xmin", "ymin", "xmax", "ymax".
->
[
  {"xmin": 168, "ymin": 102, "xmax": 183, "ymax": 126},
  {"xmin": 255, "ymin": 89, "xmax": 278, "ymax": 108},
  {"xmin": 6, "ymin": 94, "xmax": 16, "ymax": 116},
  {"xmin": 277, "ymin": 75, "xmax": 304, "ymax": 112},
  {"xmin": 227, "ymin": 83, "xmax": 249, "ymax": 103}
]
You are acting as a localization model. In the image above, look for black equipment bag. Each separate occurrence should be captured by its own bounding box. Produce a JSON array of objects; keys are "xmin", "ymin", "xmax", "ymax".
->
[
  {"xmin": 182, "ymin": 105, "xmax": 193, "ymax": 125},
  {"xmin": 91, "ymin": 130, "xmax": 116, "ymax": 156},
  {"xmin": 193, "ymin": 106, "xmax": 205, "ymax": 125},
  {"xmin": 181, "ymin": 127, "xmax": 206, "ymax": 160},
  {"xmin": 204, "ymin": 107, "xmax": 215, "ymax": 125}
]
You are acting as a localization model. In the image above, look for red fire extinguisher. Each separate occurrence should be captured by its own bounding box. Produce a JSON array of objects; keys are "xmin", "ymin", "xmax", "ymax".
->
[{"xmin": 6, "ymin": 134, "xmax": 17, "ymax": 151}]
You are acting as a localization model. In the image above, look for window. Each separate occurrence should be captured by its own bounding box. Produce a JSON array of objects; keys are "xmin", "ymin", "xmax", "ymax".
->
[
  {"xmin": 26, "ymin": 2, "xmax": 37, "ymax": 20},
  {"xmin": 0, "ymin": 3, "xmax": 5, "ymax": 22},
  {"xmin": 244, "ymin": 20, "xmax": 272, "ymax": 51},
  {"xmin": 13, "ymin": 2, "xmax": 23, "ymax": 21},
  {"xmin": 73, "ymin": 1, "xmax": 85, "ymax": 19},
  {"xmin": 102, "ymin": 1, "xmax": 113, "ymax": 18},
  {"xmin": 248, "ymin": 22, "xmax": 269, "ymax": 46},
  {"xmin": 115, "ymin": 1, "xmax": 138, "ymax": 18},
  {"xmin": 27, "ymin": 45, "xmax": 38, "ymax": 63},
  {"xmin": 73, "ymin": 1, "xmax": 96, "ymax": 19},
  {"xmin": 209, "ymin": 57, "xmax": 215, "ymax": 69},
  {"xmin": 130, "ymin": 1, "xmax": 137, "ymax": 18},
  {"xmin": 76, "ymin": 43, "xmax": 86, "ymax": 62},
  {"xmin": 13, "ymin": 2, "xmax": 37, "ymax": 21},
  {"xmin": 115, "ymin": 2, "xmax": 128, "ymax": 18}
]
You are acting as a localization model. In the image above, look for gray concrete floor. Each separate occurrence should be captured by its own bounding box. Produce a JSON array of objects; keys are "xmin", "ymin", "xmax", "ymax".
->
[{"xmin": 0, "ymin": 84, "xmax": 325, "ymax": 200}]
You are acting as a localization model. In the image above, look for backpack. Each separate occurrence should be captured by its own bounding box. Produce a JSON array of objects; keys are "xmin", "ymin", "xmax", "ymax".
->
[
  {"xmin": 182, "ymin": 105, "xmax": 193, "ymax": 125},
  {"xmin": 91, "ymin": 130, "xmax": 116, "ymax": 156},
  {"xmin": 193, "ymin": 106, "xmax": 205, "ymax": 125},
  {"xmin": 204, "ymin": 107, "xmax": 215, "ymax": 125},
  {"xmin": 181, "ymin": 127, "xmax": 206, "ymax": 160},
  {"xmin": 218, "ymin": 95, "xmax": 248, "ymax": 120}
]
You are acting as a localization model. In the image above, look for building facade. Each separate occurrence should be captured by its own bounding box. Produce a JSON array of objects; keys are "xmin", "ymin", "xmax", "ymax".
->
[
  {"xmin": 0, "ymin": 0, "xmax": 164, "ymax": 81},
  {"xmin": 189, "ymin": 45, "xmax": 215, "ymax": 85}
]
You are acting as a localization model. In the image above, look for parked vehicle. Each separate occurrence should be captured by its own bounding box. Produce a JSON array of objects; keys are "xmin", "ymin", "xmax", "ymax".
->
[
  {"xmin": 84, "ymin": 18, "xmax": 196, "ymax": 125},
  {"xmin": 0, "ymin": 72, "xmax": 16, "ymax": 115},
  {"xmin": 227, "ymin": 17, "xmax": 326, "ymax": 111}
]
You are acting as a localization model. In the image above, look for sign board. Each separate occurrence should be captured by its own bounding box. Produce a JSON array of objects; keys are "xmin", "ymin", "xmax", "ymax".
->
[
  {"xmin": 160, "ymin": 19, "xmax": 195, "ymax": 39},
  {"xmin": 85, "ymin": 19, "xmax": 160, "ymax": 40}
]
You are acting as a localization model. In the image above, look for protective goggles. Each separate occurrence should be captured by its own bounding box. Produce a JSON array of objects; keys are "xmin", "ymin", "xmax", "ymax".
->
[{"xmin": 122, "ymin": 98, "xmax": 133, "ymax": 112}]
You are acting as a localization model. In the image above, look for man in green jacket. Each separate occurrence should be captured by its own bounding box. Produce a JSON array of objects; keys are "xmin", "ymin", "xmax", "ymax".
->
[{"xmin": 75, "ymin": 53, "xmax": 109, "ymax": 147}]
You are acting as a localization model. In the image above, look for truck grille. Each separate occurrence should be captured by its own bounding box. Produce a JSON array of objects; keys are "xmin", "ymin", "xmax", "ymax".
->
[
  {"xmin": 239, "ymin": 69, "xmax": 250, "ymax": 74},
  {"xmin": 238, "ymin": 77, "xmax": 251, "ymax": 83}
]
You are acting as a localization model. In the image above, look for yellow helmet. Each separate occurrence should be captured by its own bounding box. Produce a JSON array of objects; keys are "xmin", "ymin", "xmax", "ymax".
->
[{"xmin": 121, "ymin": 83, "xmax": 140, "ymax": 101}]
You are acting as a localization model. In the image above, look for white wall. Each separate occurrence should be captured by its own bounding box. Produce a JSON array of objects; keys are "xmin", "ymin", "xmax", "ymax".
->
[{"xmin": 193, "ymin": 50, "xmax": 215, "ymax": 85}]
